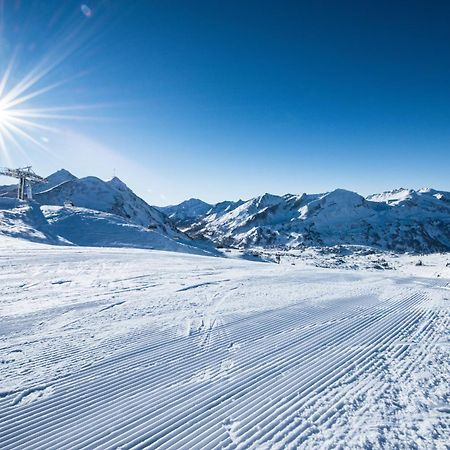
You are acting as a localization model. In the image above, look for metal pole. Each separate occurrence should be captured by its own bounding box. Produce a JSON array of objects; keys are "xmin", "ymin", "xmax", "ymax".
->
[
  {"xmin": 19, "ymin": 177, "xmax": 25, "ymax": 200},
  {"xmin": 27, "ymin": 182, "xmax": 33, "ymax": 200}
]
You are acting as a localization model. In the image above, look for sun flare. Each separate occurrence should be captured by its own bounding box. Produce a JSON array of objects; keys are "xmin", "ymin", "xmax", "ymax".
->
[{"xmin": 0, "ymin": 54, "xmax": 109, "ymax": 167}]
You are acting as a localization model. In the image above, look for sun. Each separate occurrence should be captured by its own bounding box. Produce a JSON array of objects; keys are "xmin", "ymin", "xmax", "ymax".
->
[
  {"xmin": 0, "ymin": 54, "xmax": 105, "ymax": 166},
  {"xmin": 0, "ymin": 86, "xmax": 49, "ymax": 162},
  {"xmin": 0, "ymin": 103, "xmax": 17, "ymax": 130},
  {"xmin": 0, "ymin": 106, "xmax": 7, "ymax": 125}
]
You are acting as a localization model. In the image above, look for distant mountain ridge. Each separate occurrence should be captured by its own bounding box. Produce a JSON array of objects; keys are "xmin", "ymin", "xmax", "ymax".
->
[
  {"xmin": 157, "ymin": 198, "xmax": 213, "ymax": 228},
  {"xmin": 165, "ymin": 188, "xmax": 450, "ymax": 253}
]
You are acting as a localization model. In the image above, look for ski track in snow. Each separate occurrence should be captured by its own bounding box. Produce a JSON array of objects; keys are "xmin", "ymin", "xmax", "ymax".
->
[{"xmin": 0, "ymin": 243, "xmax": 449, "ymax": 449}]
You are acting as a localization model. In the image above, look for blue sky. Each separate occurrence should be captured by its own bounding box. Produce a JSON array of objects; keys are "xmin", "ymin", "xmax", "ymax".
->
[{"xmin": 0, "ymin": 0, "xmax": 449, "ymax": 205}]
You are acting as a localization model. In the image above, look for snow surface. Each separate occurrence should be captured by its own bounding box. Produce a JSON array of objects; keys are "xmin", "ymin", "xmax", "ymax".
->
[
  {"xmin": 0, "ymin": 199, "xmax": 65, "ymax": 245},
  {"xmin": 0, "ymin": 238, "xmax": 449, "ymax": 449},
  {"xmin": 42, "ymin": 205, "xmax": 214, "ymax": 255}
]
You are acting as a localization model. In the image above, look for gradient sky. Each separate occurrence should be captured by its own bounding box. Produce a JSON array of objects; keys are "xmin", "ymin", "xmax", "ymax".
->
[{"xmin": 0, "ymin": 0, "xmax": 449, "ymax": 205}]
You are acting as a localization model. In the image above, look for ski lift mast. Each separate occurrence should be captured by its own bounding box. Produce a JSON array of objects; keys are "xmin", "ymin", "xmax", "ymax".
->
[{"xmin": 0, "ymin": 166, "xmax": 47, "ymax": 200}]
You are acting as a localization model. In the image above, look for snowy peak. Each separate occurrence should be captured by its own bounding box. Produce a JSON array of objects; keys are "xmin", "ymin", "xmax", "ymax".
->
[
  {"xmin": 48, "ymin": 168, "xmax": 77, "ymax": 183},
  {"xmin": 254, "ymin": 193, "xmax": 283, "ymax": 209},
  {"xmin": 180, "ymin": 198, "xmax": 212, "ymax": 209},
  {"xmin": 157, "ymin": 198, "xmax": 213, "ymax": 229},
  {"xmin": 157, "ymin": 198, "xmax": 248, "ymax": 229},
  {"xmin": 0, "ymin": 168, "xmax": 78, "ymax": 198},
  {"xmin": 320, "ymin": 189, "xmax": 365, "ymax": 205},
  {"xmin": 301, "ymin": 189, "xmax": 372, "ymax": 220},
  {"xmin": 367, "ymin": 188, "xmax": 415, "ymax": 204},
  {"xmin": 367, "ymin": 188, "xmax": 450, "ymax": 216},
  {"xmin": 34, "ymin": 169, "xmax": 78, "ymax": 195},
  {"xmin": 106, "ymin": 176, "xmax": 131, "ymax": 192}
]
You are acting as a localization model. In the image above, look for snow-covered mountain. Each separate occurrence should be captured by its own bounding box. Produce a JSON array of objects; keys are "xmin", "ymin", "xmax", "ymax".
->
[
  {"xmin": 183, "ymin": 188, "xmax": 450, "ymax": 253},
  {"xmin": 34, "ymin": 168, "xmax": 78, "ymax": 194},
  {"xmin": 157, "ymin": 198, "xmax": 213, "ymax": 228},
  {"xmin": 34, "ymin": 173, "xmax": 184, "ymax": 239},
  {"xmin": 157, "ymin": 198, "xmax": 247, "ymax": 229},
  {"xmin": 0, "ymin": 170, "xmax": 217, "ymax": 255}
]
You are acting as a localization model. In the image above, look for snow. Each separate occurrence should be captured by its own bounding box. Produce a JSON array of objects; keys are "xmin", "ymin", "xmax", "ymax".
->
[
  {"xmin": 0, "ymin": 198, "xmax": 65, "ymax": 244},
  {"xmin": 0, "ymin": 169, "xmax": 76, "ymax": 199},
  {"xmin": 0, "ymin": 239, "xmax": 448, "ymax": 449},
  {"xmin": 41, "ymin": 205, "xmax": 215, "ymax": 255},
  {"xmin": 0, "ymin": 171, "xmax": 193, "ymax": 247}
]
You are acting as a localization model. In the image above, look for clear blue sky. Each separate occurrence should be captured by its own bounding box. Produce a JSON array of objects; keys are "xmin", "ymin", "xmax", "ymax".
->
[{"xmin": 0, "ymin": 0, "xmax": 449, "ymax": 205}]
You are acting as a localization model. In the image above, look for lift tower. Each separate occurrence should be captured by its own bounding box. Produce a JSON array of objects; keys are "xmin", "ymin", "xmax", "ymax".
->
[{"xmin": 0, "ymin": 166, "xmax": 47, "ymax": 200}]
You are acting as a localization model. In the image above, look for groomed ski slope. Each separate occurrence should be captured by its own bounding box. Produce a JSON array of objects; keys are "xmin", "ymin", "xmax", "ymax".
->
[{"xmin": 0, "ymin": 238, "xmax": 449, "ymax": 449}]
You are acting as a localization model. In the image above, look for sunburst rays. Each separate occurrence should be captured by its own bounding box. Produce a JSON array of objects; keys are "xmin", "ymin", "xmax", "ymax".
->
[
  {"xmin": 0, "ymin": 1, "xmax": 114, "ymax": 167},
  {"xmin": 0, "ymin": 53, "xmax": 99, "ymax": 164}
]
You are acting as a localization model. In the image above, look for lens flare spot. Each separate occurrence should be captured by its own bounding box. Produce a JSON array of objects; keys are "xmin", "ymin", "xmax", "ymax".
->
[{"xmin": 81, "ymin": 4, "xmax": 93, "ymax": 18}]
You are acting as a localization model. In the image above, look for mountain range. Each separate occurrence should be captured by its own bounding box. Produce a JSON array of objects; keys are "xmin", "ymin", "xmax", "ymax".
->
[
  {"xmin": 160, "ymin": 188, "xmax": 450, "ymax": 253},
  {"xmin": 1, "ymin": 169, "xmax": 449, "ymax": 254}
]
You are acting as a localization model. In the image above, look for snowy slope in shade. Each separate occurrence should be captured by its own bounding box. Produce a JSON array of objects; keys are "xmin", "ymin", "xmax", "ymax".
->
[
  {"xmin": 188, "ymin": 188, "xmax": 450, "ymax": 253},
  {"xmin": 0, "ymin": 184, "xmax": 18, "ymax": 198},
  {"xmin": 0, "ymin": 198, "xmax": 66, "ymax": 244},
  {"xmin": 207, "ymin": 199, "xmax": 246, "ymax": 216},
  {"xmin": 41, "ymin": 206, "xmax": 215, "ymax": 255}
]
